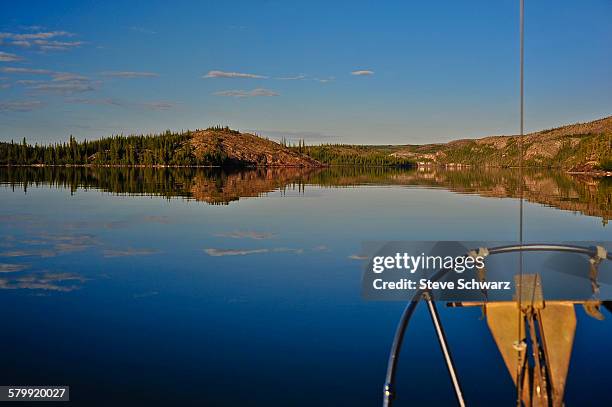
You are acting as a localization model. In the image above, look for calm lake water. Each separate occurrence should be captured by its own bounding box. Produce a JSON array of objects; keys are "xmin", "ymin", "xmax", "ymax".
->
[{"xmin": 0, "ymin": 166, "xmax": 610, "ymax": 406}]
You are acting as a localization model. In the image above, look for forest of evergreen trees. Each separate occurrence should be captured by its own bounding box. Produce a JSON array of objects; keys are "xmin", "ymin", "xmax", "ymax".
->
[
  {"xmin": 291, "ymin": 143, "xmax": 414, "ymax": 167},
  {"xmin": 0, "ymin": 128, "xmax": 229, "ymax": 166},
  {"xmin": 0, "ymin": 127, "xmax": 414, "ymax": 168}
]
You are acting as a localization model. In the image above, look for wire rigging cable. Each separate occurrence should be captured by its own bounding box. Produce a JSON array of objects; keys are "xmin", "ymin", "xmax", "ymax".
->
[{"xmin": 515, "ymin": 1, "xmax": 526, "ymax": 406}]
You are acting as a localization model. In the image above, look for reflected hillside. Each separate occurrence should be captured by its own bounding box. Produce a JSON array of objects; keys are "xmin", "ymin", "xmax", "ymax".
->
[
  {"xmin": 189, "ymin": 168, "xmax": 321, "ymax": 204},
  {"xmin": 0, "ymin": 166, "xmax": 609, "ymax": 221},
  {"xmin": 393, "ymin": 168, "xmax": 611, "ymax": 223}
]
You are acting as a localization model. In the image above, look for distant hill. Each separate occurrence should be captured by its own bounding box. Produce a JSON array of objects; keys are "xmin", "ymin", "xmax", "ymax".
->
[
  {"xmin": 1, "ymin": 117, "xmax": 610, "ymax": 171},
  {"xmin": 190, "ymin": 128, "xmax": 321, "ymax": 167},
  {"xmin": 0, "ymin": 127, "xmax": 323, "ymax": 168},
  {"xmin": 390, "ymin": 116, "xmax": 612, "ymax": 172}
]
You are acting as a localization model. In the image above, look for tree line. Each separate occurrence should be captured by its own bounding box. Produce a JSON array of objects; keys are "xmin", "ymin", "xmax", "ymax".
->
[
  {"xmin": 0, "ymin": 129, "xmax": 228, "ymax": 166},
  {"xmin": 291, "ymin": 143, "xmax": 414, "ymax": 167},
  {"xmin": 1, "ymin": 127, "xmax": 414, "ymax": 168}
]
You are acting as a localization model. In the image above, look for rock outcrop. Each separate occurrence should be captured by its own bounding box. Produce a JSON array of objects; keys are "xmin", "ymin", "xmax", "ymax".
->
[{"xmin": 190, "ymin": 129, "xmax": 323, "ymax": 167}]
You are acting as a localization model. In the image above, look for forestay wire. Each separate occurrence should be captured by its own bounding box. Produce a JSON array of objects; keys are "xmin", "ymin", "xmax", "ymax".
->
[{"xmin": 516, "ymin": 0, "xmax": 526, "ymax": 405}]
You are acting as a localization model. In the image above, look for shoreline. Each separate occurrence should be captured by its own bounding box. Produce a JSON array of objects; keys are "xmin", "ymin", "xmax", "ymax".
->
[{"xmin": 1, "ymin": 163, "xmax": 609, "ymax": 177}]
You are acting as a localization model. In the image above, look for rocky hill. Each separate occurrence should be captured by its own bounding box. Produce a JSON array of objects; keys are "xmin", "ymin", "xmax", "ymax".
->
[
  {"xmin": 0, "ymin": 127, "xmax": 324, "ymax": 167},
  {"xmin": 390, "ymin": 116, "xmax": 612, "ymax": 172},
  {"xmin": 190, "ymin": 128, "xmax": 322, "ymax": 167}
]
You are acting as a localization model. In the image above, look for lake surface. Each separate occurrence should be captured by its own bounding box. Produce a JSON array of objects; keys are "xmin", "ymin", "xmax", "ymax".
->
[{"xmin": 0, "ymin": 166, "xmax": 610, "ymax": 406}]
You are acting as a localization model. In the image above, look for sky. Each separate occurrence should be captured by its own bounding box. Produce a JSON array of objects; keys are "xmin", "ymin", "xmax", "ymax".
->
[{"xmin": 0, "ymin": 0, "xmax": 610, "ymax": 145}]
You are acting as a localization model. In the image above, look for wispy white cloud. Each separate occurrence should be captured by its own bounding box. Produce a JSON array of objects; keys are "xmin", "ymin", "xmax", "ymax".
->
[
  {"xmin": 272, "ymin": 73, "xmax": 336, "ymax": 84},
  {"xmin": 276, "ymin": 74, "xmax": 306, "ymax": 80},
  {"xmin": 1, "ymin": 67, "xmax": 52, "ymax": 75},
  {"xmin": 204, "ymin": 247, "xmax": 303, "ymax": 256},
  {"xmin": 0, "ymin": 31, "xmax": 82, "ymax": 51},
  {"xmin": 0, "ymin": 264, "xmax": 29, "ymax": 273},
  {"xmin": 351, "ymin": 70, "xmax": 374, "ymax": 76},
  {"xmin": 10, "ymin": 40, "xmax": 31, "ymax": 47},
  {"xmin": 29, "ymin": 82, "xmax": 95, "ymax": 94},
  {"xmin": 32, "ymin": 233, "xmax": 99, "ymax": 255},
  {"xmin": 28, "ymin": 73, "xmax": 97, "ymax": 94},
  {"xmin": 33, "ymin": 39, "xmax": 85, "ymax": 51},
  {"xmin": 15, "ymin": 79, "xmax": 43, "ymax": 85},
  {"xmin": 19, "ymin": 25, "xmax": 46, "ymax": 31},
  {"xmin": 0, "ymin": 249, "xmax": 55, "ymax": 257},
  {"xmin": 205, "ymin": 248, "xmax": 269, "ymax": 256},
  {"xmin": 348, "ymin": 254, "xmax": 369, "ymax": 260},
  {"xmin": 101, "ymin": 71, "xmax": 159, "ymax": 78},
  {"xmin": 214, "ymin": 88, "xmax": 279, "ymax": 98},
  {"xmin": 271, "ymin": 248, "xmax": 303, "ymax": 254},
  {"xmin": 4, "ymin": 68, "xmax": 94, "ymax": 87},
  {"xmin": 204, "ymin": 70, "xmax": 267, "ymax": 79},
  {"xmin": 0, "ymin": 51, "xmax": 22, "ymax": 62},
  {"xmin": 0, "ymin": 271, "xmax": 86, "ymax": 292},
  {"xmin": 0, "ymin": 30, "xmax": 73, "ymax": 41},
  {"xmin": 3, "ymin": 68, "xmax": 98, "ymax": 94},
  {"xmin": 51, "ymin": 72, "xmax": 89, "ymax": 82},
  {"xmin": 0, "ymin": 100, "xmax": 43, "ymax": 112}
]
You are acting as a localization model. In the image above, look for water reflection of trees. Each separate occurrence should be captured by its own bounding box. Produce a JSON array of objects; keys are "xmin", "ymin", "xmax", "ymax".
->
[{"xmin": 0, "ymin": 166, "xmax": 609, "ymax": 222}]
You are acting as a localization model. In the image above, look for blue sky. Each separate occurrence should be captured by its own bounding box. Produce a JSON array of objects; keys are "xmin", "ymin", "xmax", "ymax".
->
[{"xmin": 0, "ymin": 0, "xmax": 610, "ymax": 144}]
